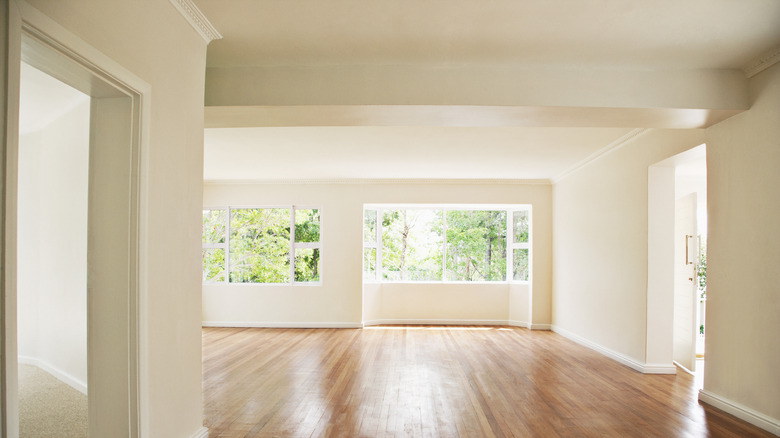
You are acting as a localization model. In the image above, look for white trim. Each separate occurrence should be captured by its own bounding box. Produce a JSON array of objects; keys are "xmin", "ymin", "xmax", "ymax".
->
[
  {"xmin": 18, "ymin": 356, "xmax": 87, "ymax": 395},
  {"xmin": 551, "ymin": 325, "xmax": 676, "ymax": 374},
  {"xmin": 363, "ymin": 319, "xmax": 510, "ymax": 327},
  {"xmin": 167, "ymin": 0, "xmax": 222, "ymax": 43},
  {"xmin": 202, "ymin": 321, "xmax": 363, "ymax": 329},
  {"xmin": 15, "ymin": 3, "xmax": 152, "ymax": 436},
  {"xmin": 743, "ymin": 46, "xmax": 780, "ymax": 79},
  {"xmin": 673, "ymin": 360, "xmax": 695, "ymax": 376},
  {"xmin": 190, "ymin": 426, "xmax": 210, "ymax": 438},
  {"xmin": 643, "ymin": 363, "xmax": 678, "ymax": 374},
  {"xmin": 552, "ymin": 128, "xmax": 650, "ymax": 183},
  {"xmin": 529, "ymin": 323, "xmax": 551, "ymax": 331},
  {"xmin": 204, "ymin": 178, "xmax": 552, "ymax": 186},
  {"xmin": 698, "ymin": 390, "xmax": 780, "ymax": 436}
]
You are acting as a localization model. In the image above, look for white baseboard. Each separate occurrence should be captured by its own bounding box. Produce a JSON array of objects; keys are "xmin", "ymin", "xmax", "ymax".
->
[
  {"xmin": 202, "ymin": 321, "xmax": 363, "ymax": 329},
  {"xmin": 190, "ymin": 427, "xmax": 209, "ymax": 438},
  {"xmin": 673, "ymin": 360, "xmax": 695, "ymax": 376},
  {"xmin": 204, "ymin": 319, "xmax": 551, "ymax": 330},
  {"xmin": 643, "ymin": 363, "xmax": 678, "ymax": 374},
  {"xmin": 18, "ymin": 355, "xmax": 88, "ymax": 395},
  {"xmin": 362, "ymin": 319, "xmax": 509, "ymax": 327},
  {"xmin": 699, "ymin": 390, "xmax": 780, "ymax": 436},
  {"xmin": 551, "ymin": 326, "xmax": 676, "ymax": 374}
]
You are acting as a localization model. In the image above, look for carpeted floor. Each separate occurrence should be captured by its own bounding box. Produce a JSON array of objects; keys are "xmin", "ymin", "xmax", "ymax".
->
[{"xmin": 18, "ymin": 363, "xmax": 87, "ymax": 437}]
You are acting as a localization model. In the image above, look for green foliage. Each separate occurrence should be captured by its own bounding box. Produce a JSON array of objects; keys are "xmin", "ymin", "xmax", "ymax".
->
[
  {"xmin": 445, "ymin": 210, "xmax": 507, "ymax": 281},
  {"xmin": 295, "ymin": 209, "xmax": 320, "ymax": 243},
  {"xmin": 513, "ymin": 248, "xmax": 529, "ymax": 281},
  {"xmin": 363, "ymin": 247, "xmax": 376, "ymax": 280},
  {"xmin": 294, "ymin": 248, "xmax": 320, "ymax": 282},
  {"xmin": 697, "ymin": 238, "xmax": 707, "ymax": 299},
  {"xmin": 202, "ymin": 207, "xmax": 322, "ymax": 284},
  {"xmin": 369, "ymin": 208, "xmax": 525, "ymax": 282},
  {"xmin": 202, "ymin": 209, "xmax": 226, "ymax": 244},
  {"xmin": 382, "ymin": 209, "xmax": 443, "ymax": 281},
  {"xmin": 202, "ymin": 248, "xmax": 225, "ymax": 282},
  {"xmin": 513, "ymin": 210, "xmax": 529, "ymax": 243},
  {"xmin": 229, "ymin": 208, "xmax": 290, "ymax": 283},
  {"xmin": 364, "ymin": 210, "xmax": 377, "ymax": 243}
]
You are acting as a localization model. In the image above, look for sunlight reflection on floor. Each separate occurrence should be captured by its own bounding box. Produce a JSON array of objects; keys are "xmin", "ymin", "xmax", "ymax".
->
[{"xmin": 363, "ymin": 325, "xmax": 506, "ymax": 331}]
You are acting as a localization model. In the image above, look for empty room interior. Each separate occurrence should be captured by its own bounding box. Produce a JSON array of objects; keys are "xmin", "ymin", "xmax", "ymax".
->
[{"xmin": 2, "ymin": 0, "xmax": 779, "ymax": 437}]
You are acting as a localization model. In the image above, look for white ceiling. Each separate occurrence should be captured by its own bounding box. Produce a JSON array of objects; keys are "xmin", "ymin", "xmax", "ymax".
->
[
  {"xmin": 195, "ymin": 0, "xmax": 780, "ymax": 69},
  {"xmin": 204, "ymin": 126, "xmax": 633, "ymax": 181},
  {"xmin": 196, "ymin": 0, "xmax": 780, "ymax": 182},
  {"xmin": 19, "ymin": 62, "xmax": 88, "ymax": 135}
]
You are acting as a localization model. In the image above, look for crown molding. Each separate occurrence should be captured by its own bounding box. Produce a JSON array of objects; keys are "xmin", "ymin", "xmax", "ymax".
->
[
  {"xmin": 203, "ymin": 178, "xmax": 552, "ymax": 186},
  {"xmin": 169, "ymin": 0, "xmax": 222, "ymax": 43},
  {"xmin": 552, "ymin": 128, "xmax": 650, "ymax": 183},
  {"xmin": 743, "ymin": 46, "xmax": 780, "ymax": 79}
]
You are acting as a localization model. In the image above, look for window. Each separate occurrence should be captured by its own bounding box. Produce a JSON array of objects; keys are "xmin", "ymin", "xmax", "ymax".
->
[
  {"xmin": 510, "ymin": 210, "xmax": 530, "ymax": 281},
  {"xmin": 202, "ymin": 209, "xmax": 227, "ymax": 282},
  {"xmin": 363, "ymin": 205, "xmax": 530, "ymax": 282},
  {"xmin": 202, "ymin": 206, "xmax": 321, "ymax": 284}
]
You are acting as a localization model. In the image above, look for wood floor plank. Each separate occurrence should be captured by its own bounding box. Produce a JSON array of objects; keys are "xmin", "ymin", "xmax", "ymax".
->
[{"xmin": 203, "ymin": 326, "xmax": 775, "ymax": 437}]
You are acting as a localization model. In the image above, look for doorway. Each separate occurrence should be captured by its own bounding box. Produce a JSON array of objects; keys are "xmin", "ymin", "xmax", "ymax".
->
[
  {"xmin": 646, "ymin": 144, "xmax": 707, "ymax": 377},
  {"xmin": 3, "ymin": 7, "xmax": 150, "ymax": 436},
  {"xmin": 17, "ymin": 60, "xmax": 90, "ymax": 435},
  {"xmin": 672, "ymin": 151, "xmax": 707, "ymax": 382}
]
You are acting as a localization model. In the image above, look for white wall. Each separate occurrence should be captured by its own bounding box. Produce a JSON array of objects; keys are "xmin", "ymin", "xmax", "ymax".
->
[
  {"xmin": 552, "ymin": 129, "xmax": 705, "ymax": 366},
  {"xmin": 20, "ymin": 1, "xmax": 209, "ymax": 436},
  {"xmin": 703, "ymin": 61, "xmax": 780, "ymax": 429},
  {"xmin": 202, "ymin": 181, "xmax": 551, "ymax": 327},
  {"xmin": 17, "ymin": 99, "xmax": 89, "ymax": 392}
]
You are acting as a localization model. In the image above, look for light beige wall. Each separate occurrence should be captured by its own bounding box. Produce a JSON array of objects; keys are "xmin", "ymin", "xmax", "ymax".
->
[
  {"xmin": 17, "ymin": 100, "xmax": 89, "ymax": 389},
  {"xmin": 202, "ymin": 181, "xmax": 551, "ymax": 326},
  {"xmin": 21, "ymin": 1, "xmax": 208, "ymax": 436},
  {"xmin": 364, "ymin": 283, "xmax": 518, "ymax": 324},
  {"xmin": 552, "ymin": 129, "xmax": 704, "ymax": 363},
  {"xmin": 704, "ymin": 62, "xmax": 780, "ymax": 423}
]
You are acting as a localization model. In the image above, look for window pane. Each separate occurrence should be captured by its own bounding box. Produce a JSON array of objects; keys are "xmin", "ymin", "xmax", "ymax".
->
[
  {"xmin": 513, "ymin": 248, "xmax": 529, "ymax": 281},
  {"xmin": 229, "ymin": 208, "xmax": 290, "ymax": 283},
  {"xmin": 382, "ymin": 209, "xmax": 443, "ymax": 281},
  {"xmin": 363, "ymin": 209, "xmax": 377, "ymax": 243},
  {"xmin": 363, "ymin": 247, "xmax": 376, "ymax": 280},
  {"xmin": 295, "ymin": 209, "xmax": 320, "ymax": 243},
  {"xmin": 294, "ymin": 248, "xmax": 320, "ymax": 282},
  {"xmin": 446, "ymin": 210, "xmax": 507, "ymax": 281},
  {"xmin": 513, "ymin": 210, "xmax": 529, "ymax": 243},
  {"xmin": 203, "ymin": 209, "xmax": 226, "ymax": 244},
  {"xmin": 202, "ymin": 248, "xmax": 225, "ymax": 282}
]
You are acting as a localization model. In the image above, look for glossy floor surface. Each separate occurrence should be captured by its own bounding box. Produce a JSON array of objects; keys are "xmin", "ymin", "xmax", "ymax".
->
[{"xmin": 203, "ymin": 326, "xmax": 774, "ymax": 437}]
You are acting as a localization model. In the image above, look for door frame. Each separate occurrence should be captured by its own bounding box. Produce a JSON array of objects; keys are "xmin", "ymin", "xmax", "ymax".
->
[
  {"xmin": 2, "ymin": 1, "xmax": 151, "ymax": 436},
  {"xmin": 646, "ymin": 144, "xmax": 706, "ymax": 374}
]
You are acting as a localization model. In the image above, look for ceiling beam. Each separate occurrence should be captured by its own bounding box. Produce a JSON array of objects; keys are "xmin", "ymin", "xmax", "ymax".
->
[
  {"xmin": 206, "ymin": 64, "xmax": 748, "ymax": 111},
  {"xmin": 205, "ymin": 104, "xmax": 740, "ymax": 129}
]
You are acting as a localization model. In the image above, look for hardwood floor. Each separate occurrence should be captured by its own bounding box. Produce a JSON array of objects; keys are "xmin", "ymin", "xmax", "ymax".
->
[{"xmin": 203, "ymin": 326, "xmax": 774, "ymax": 437}]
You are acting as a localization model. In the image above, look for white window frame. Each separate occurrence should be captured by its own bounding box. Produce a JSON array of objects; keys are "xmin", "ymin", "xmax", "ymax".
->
[
  {"xmin": 202, "ymin": 207, "xmax": 229, "ymax": 283},
  {"xmin": 202, "ymin": 205, "xmax": 322, "ymax": 285},
  {"xmin": 363, "ymin": 209, "xmax": 380, "ymax": 281},
  {"xmin": 508, "ymin": 209, "xmax": 532, "ymax": 282},
  {"xmin": 363, "ymin": 204, "xmax": 531, "ymax": 284}
]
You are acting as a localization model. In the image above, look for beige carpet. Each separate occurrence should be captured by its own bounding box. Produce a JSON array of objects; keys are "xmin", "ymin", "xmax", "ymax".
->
[{"xmin": 18, "ymin": 363, "xmax": 87, "ymax": 437}]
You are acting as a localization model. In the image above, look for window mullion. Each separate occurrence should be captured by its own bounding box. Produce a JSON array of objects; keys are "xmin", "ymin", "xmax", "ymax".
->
[
  {"xmin": 225, "ymin": 207, "xmax": 231, "ymax": 283},
  {"xmin": 289, "ymin": 207, "xmax": 295, "ymax": 284},
  {"xmin": 507, "ymin": 209, "xmax": 513, "ymax": 282},
  {"xmin": 442, "ymin": 209, "xmax": 448, "ymax": 282},
  {"xmin": 376, "ymin": 209, "xmax": 381, "ymax": 280}
]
